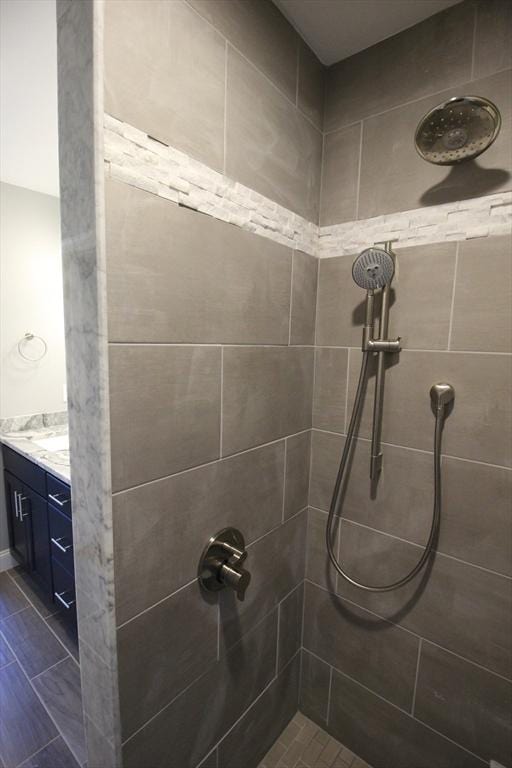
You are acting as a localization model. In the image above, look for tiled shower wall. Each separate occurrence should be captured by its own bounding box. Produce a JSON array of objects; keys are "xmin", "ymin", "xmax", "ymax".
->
[
  {"xmin": 303, "ymin": 1, "xmax": 512, "ymax": 767},
  {"xmin": 103, "ymin": 1, "xmax": 321, "ymax": 766}
]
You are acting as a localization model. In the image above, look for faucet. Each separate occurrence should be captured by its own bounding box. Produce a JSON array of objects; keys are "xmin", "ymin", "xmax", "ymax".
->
[{"xmin": 198, "ymin": 528, "xmax": 251, "ymax": 601}]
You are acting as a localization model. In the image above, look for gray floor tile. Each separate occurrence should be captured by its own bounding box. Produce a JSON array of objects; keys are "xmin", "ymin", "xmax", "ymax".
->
[
  {"xmin": 1, "ymin": 607, "xmax": 68, "ymax": 678},
  {"xmin": 0, "ymin": 572, "xmax": 28, "ymax": 620},
  {"xmin": 0, "ymin": 633, "xmax": 14, "ymax": 668},
  {"xmin": 10, "ymin": 569, "xmax": 57, "ymax": 620},
  {"xmin": 18, "ymin": 736, "xmax": 80, "ymax": 768}
]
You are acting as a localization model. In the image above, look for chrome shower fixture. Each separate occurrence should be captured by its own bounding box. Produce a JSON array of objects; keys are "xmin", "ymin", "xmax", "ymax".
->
[
  {"xmin": 414, "ymin": 95, "xmax": 501, "ymax": 165},
  {"xmin": 352, "ymin": 246, "xmax": 395, "ymax": 291}
]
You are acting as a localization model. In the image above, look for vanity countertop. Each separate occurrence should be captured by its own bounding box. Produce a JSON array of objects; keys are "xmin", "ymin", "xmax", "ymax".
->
[{"xmin": 0, "ymin": 424, "xmax": 71, "ymax": 484}]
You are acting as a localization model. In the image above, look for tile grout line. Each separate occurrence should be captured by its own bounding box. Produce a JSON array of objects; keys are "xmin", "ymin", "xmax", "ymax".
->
[
  {"xmin": 325, "ymin": 665, "xmax": 334, "ymax": 727},
  {"xmin": 288, "ymin": 252, "xmax": 295, "ymax": 346},
  {"xmin": 354, "ymin": 121, "xmax": 364, "ymax": 221},
  {"xmin": 14, "ymin": 735, "xmax": 61, "ymax": 768},
  {"xmin": 275, "ymin": 602, "xmax": 281, "ymax": 676},
  {"xmin": 410, "ymin": 637, "xmax": 423, "ymax": 716},
  {"xmin": 5, "ymin": 572, "xmax": 79, "ymax": 669},
  {"xmin": 223, "ymin": 40, "xmax": 228, "ymax": 176},
  {"xmin": 0, "ymin": 627, "xmax": 83, "ymax": 767},
  {"xmin": 219, "ymin": 345, "xmax": 224, "ymax": 458},
  {"xmin": 315, "ymin": 344, "xmax": 512, "ymax": 356},
  {"xmin": 446, "ymin": 241, "xmax": 460, "ymax": 350},
  {"xmin": 470, "ymin": 3, "xmax": 477, "ymax": 81},
  {"xmin": 304, "ymin": 578, "xmax": 512, "ymax": 684},
  {"xmin": 304, "ymin": 647, "xmax": 489, "ymax": 765},
  {"xmin": 344, "ymin": 348, "xmax": 351, "ymax": 434},
  {"xmin": 282, "ymin": 437, "xmax": 288, "ymax": 523}
]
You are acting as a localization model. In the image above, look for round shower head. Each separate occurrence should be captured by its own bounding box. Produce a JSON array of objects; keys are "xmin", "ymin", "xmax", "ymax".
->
[
  {"xmin": 352, "ymin": 247, "xmax": 395, "ymax": 291},
  {"xmin": 414, "ymin": 96, "xmax": 501, "ymax": 165}
]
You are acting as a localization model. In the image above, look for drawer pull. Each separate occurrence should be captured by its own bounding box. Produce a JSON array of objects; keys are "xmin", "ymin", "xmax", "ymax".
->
[
  {"xmin": 54, "ymin": 591, "xmax": 75, "ymax": 610},
  {"xmin": 51, "ymin": 537, "xmax": 73, "ymax": 553},
  {"xmin": 48, "ymin": 492, "xmax": 70, "ymax": 507},
  {"xmin": 18, "ymin": 495, "xmax": 30, "ymax": 520}
]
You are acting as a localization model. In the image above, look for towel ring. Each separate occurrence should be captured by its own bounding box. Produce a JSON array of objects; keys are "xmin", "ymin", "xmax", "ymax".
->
[{"xmin": 17, "ymin": 333, "xmax": 48, "ymax": 362}]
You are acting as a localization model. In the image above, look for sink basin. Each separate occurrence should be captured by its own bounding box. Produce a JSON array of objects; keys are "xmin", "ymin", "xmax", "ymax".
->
[{"xmin": 33, "ymin": 434, "xmax": 69, "ymax": 452}]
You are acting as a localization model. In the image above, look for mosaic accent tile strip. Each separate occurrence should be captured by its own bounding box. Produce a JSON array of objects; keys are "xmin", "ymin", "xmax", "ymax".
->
[
  {"xmin": 104, "ymin": 114, "xmax": 511, "ymax": 260},
  {"xmin": 258, "ymin": 712, "xmax": 372, "ymax": 768}
]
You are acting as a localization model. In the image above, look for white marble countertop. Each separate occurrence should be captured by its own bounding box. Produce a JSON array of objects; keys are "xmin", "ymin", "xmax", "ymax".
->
[{"xmin": 1, "ymin": 424, "xmax": 71, "ymax": 484}]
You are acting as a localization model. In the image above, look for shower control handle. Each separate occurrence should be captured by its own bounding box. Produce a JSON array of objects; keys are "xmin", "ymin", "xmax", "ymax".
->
[{"xmin": 198, "ymin": 528, "xmax": 251, "ymax": 602}]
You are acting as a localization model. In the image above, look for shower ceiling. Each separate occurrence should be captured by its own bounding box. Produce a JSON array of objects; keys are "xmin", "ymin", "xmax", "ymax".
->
[{"xmin": 272, "ymin": 0, "xmax": 463, "ymax": 65}]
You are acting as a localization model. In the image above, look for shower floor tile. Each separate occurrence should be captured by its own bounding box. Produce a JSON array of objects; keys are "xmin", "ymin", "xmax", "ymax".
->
[{"xmin": 258, "ymin": 712, "xmax": 372, "ymax": 768}]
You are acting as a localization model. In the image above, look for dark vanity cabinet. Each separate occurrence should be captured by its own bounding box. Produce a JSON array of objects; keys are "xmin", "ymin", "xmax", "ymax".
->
[{"xmin": 3, "ymin": 445, "xmax": 76, "ymax": 625}]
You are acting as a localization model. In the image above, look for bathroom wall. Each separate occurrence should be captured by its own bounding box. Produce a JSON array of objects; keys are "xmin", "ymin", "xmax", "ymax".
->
[
  {"xmin": 302, "ymin": 1, "xmax": 512, "ymax": 766},
  {"xmin": 102, "ymin": 2, "xmax": 322, "ymax": 766}
]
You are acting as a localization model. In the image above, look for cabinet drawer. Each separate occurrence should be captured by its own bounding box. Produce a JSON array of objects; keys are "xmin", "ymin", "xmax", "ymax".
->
[
  {"xmin": 47, "ymin": 474, "xmax": 72, "ymax": 518},
  {"xmin": 48, "ymin": 505, "xmax": 74, "ymax": 576},
  {"xmin": 52, "ymin": 559, "xmax": 76, "ymax": 612},
  {"xmin": 2, "ymin": 445, "xmax": 46, "ymax": 496}
]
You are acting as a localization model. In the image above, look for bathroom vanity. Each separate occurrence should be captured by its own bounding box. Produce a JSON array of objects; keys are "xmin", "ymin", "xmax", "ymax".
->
[{"xmin": 1, "ymin": 431, "xmax": 76, "ymax": 627}]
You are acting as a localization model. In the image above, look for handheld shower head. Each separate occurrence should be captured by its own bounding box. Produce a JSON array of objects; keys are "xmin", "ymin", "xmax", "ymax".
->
[{"xmin": 352, "ymin": 247, "xmax": 395, "ymax": 291}]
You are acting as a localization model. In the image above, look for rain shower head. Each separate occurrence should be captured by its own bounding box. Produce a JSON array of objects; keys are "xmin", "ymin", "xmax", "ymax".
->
[
  {"xmin": 352, "ymin": 247, "xmax": 395, "ymax": 291},
  {"xmin": 414, "ymin": 95, "xmax": 501, "ymax": 165}
]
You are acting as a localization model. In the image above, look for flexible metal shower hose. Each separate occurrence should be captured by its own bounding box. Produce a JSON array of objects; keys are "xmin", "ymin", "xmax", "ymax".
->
[{"xmin": 326, "ymin": 350, "xmax": 444, "ymax": 592}]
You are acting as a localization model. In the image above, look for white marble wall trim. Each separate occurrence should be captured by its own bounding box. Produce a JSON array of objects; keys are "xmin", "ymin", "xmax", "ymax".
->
[{"xmin": 104, "ymin": 113, "xmax": 511, "ymax": 259}]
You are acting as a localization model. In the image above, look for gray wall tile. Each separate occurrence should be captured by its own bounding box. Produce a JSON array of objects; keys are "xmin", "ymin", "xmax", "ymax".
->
[
  {"xmin": 290, "ymin": 251, "xmax": 318, "ymax": 346},
  {"xmin": 106, "ymin": 179, "xmax": 292, "ymax": 345},
  {"xmin": 278, "ymin": 584, "xmax": 304, "ymax": 671},
  {"xmin": 113, "ymin": 441, "xmax": 285, "ymax": 625},
  {"xmin": 104, "ymin": 0, "xmax": 225, "ymax": 170},
  {"xmin": 118, "ymin": 580, "xmax": 218, "ymax": 739},
  {"xmin": 299, "ymin": 649, "xmax": 330, "ymax": 726},
  {"xmin": 109, "ymin": 344, "xmax": 221, "ymax": 491},
  {"xmin": 306, "ymin": 507, "xmax": 338, "ymax": 594},
  {"xmin": 219, "ymin": 511, "xmax": 306, "ymax": 651},
  {"xmin": 188, "ymin": 0, "xmax": 298, "ymax": 102},
  {"xmin": 122, "ymin": 611, "xmax": 278, "ymax": 768},
  {"xmin": 226, "ymin": 48, "xmax": 322, "ymax": 222},
  {"xmin": 358, "ymin": 69, "xmax": 512, "ymax": 218},
  {"xmin": 450, "ymin": 234, "xmax": 512, "ymax": 352},
  {"xmin": 313, "ymin": 348, "xmax": 348, "ymax": 432},
  {"xmin": 347, "ymin": 349, "xmax": 512, "ymax": 467},
  {"xmin": 324, "ymin": 1, "xmax": 474, "ymax": 132},
  {"xmin": 303, "ymin": 582, "xmax": 419, "ymax": 711},
  {"xmin": 284, "ymin": 431, "xmax": 311, "ymax": 519},
  {"xmin": 320, "ymin": 125, "xmax": 361, "ymax": 226},
  {"xmin": 316, "ymin": 256, "xmax": 366, "ymax": 347},
  {"xmin": 415, "ymin": 642, "xmax": 512, "ymax": 765},
  {"xmin": 218, "ymin": 654, "xmax": 299, "ymax": 768},
  {"xmin": 298, "ymin": 40, "xmax": 325, "ymax": 129},
  {"xmin": 442, "ymin": 457, "xmax": 512, "ymax": 576},
  {"xmin": 335, "ymin": 522, "xmax": 512, "ymax": 678},
  {"xmin": 222, "ymin": 346, "xmax": 313, "ymax": 456},
  {"xmin": 474, "ymin": 0, "xmax": 512, "ymax": 79},
  {"xmin": 328, "ymin": 668, "xmax": 486, "ymax": 768}
]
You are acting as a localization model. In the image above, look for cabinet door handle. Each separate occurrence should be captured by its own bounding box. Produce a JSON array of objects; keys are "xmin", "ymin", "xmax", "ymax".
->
[
  {"xmin": 54, "ymin": 591, "xmax": 75, "ymax": 610},
  {"xmin": 51, "ymin": 537, "xmax": 73, "ymax": 553},
  {"xmin": 18, "ymin": 495, "xmax": 29, "ymax": 520},
  {"xmin": 48, "ymin": 493, "xmax": 70, "ymax": 507},
  {"xmin": 14, "ymin": 491, "xmax": 20, "ymax": 520}
]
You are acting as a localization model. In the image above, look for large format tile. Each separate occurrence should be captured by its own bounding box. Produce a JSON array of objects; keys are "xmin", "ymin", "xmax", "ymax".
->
[
  {"xmin": 105, "ymin": 0, "xmax": 225, "ymax": 170},
  {"xmin": 298, "ymin": 40, "xmax": 325, "ymax": 129},
  {"xmin": 222, "ymin": 346, "xmax": 313, "ymax": 456},
  {"xmin": 324, "ymin": 1, "xmax": 474, "ymax": 131},
  {"xmin": 474, "ymin": 0, "xmax": 512, "ymax": 79},
  {"xmin": 313, "ymin": 347, "xmax": 348, "ymax": 432},
  {"xmin": 0, "ymin": 634, "xmax": 14, "ymax": 668},
  {"xmin": 218, "ymin": 511, "xmax": 306, "ymax": 651},
  {"xmin": 305, "ymin": 507, "xmax": 338, "ymax": 594},
  {"xmin": 335, "ymin": 523, "xmax": 512, "ymax": 678},
  {"xmin": 188, "ymin": 0, "xmax": 298, "ymax": 103},
  {"xmin": 113, "ymin": 441, "xmax": 285, "ymax": 624},
  {"xmin": 109, "ymin": 344, "xmax": 221, "ymax": 491},
  {"xmin": 303, "ymin": 582, "xmax": 419, "ymax": 711},
  {"xmin": 0, "ymin": 572, "xmax": 28, "ymax": 620},
  {"xmin": 218, "ymin": 654, "xmax": 299, "ymax": 768},
  {"xmin": 106, "ymin": 179, "xmax": 292, "ymax": 345},
  {"xmin": 19, "ymin": 737, "xmax": 80, "ymax": 768},
  {"xmin": 415, "ymin": 642, "xmax": 512, "ymax": 766},
  {"xmin": 328, "ymin": 668, "xmax": 486, "ymax": 768},
  {"xmin": 441, "ymin": 457, "xmax": 512, "ymax": 576},
  {"xmin": 278, "ymin": 584, "xmax": 303, "ymax": 671},
  {"xmin": 315, "ymin": 255, "xmax": 368, "ymax": 348},
  {"xmin": 299, "ymin": 649, "xmax": 330, "ymax": 726},
  {"xmin": 347, "ymin": 349, "xmax": 512, "ymax": 467},
  {"xmin": 122, "ymin": 611, "xmax": 278, "ymax": 768},
  {"xmin": 290, "ymin": 250, "xmax": 318, "ymax": 346},
  {"xmin": 118, "ymin": 579, "xmax": 218, "ymax": 738},
  {"xmin": 358, "ymin": 69, "xmax": 512, "ymax": 217},
  {"xmin": 0, "ymin": 662, "xmax": 58, "ymax": 768},
  {"xmin": 32, "ymin": 658, "xmax": 86, "ymax": 767},
  {"xmin": 284, "ymin": 431, "xmax": 311, "ymax": 519},
  {"xmin": 450, "ymin": 234, "xmax": 512, "ymax": 352},
  {"xmin": 320, "ymin": 124, "xmax": 361, "ymax": 226},
  {"xmin": 226, "ymin": 48, "xmax": 322, "ymax": 222},
  {"xmin": 1, "ymin": 607, "xmax": 68, "ymax": 678}
]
